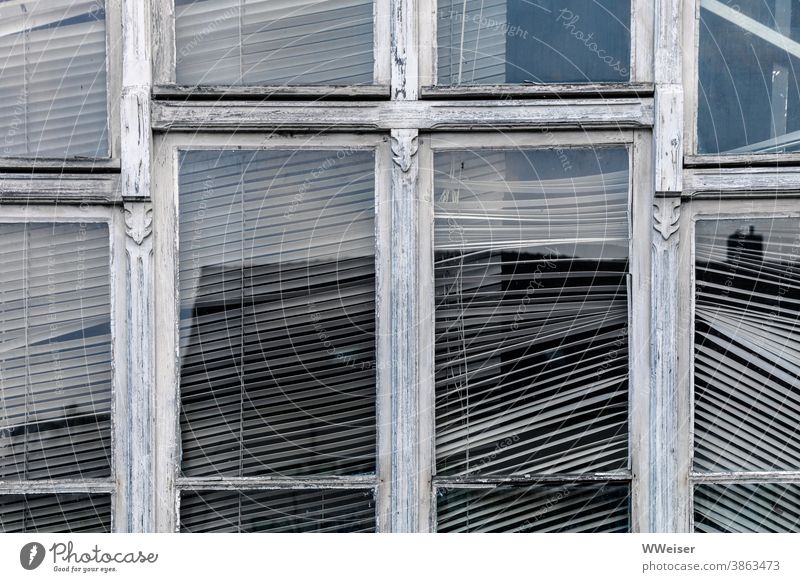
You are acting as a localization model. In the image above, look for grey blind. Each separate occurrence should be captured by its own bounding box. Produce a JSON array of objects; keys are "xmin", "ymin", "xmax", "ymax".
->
[
  {"xmin": 178, "ymin": 149, "xmax": 377, "ymax": 479},
  {"xmin": 0, "ymin": 222, "xmax": 112, "ymax": 481},
  {"xmin": 695, "ymin": 484, "xmax": 800, "ymax": 533},
  {"xmin": 0, "ymin": 493, "xmax": 111, "ymax": 532},
  {"xmin": 0, "ymin": 0, "xmax": 108, "ymax": 158},
  {"xmin": 175, "ymin": 0, "xmax": 375, "ymax": 86},
  {"xmin": 180, "ymin": 489, "xmax": 375, "ymax": 532},
  {"xmin": 437, "ymin": 483, "xmax": 629, "ymax": 532},
  {"xmin": 694, "ymin": 218, "xmax": 800, "ymax": 473}
]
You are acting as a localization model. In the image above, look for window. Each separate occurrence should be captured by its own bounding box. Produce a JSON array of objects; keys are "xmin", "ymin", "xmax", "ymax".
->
[
  {"xmin": 0, "ymin": 218, "xmax": 116, "ymax": 532},
  {"xmin": 692, "ymin": 216, "xmax": 800, "ymax": 532},
  {"xmin": 430, "ymin": 140, "xmax": 633, "ymax": 531},
  {"xmin": 435, "ymin": 0, "xmax": 632, "ymax": 85},
  {"xmin": 0, "ymin": 0, "xmax": 110, "ymax": 158},
  {"xmin": 153, "ymin": 135, "xmax": 390, "ymax": 531},
  {"xmin": 171, "ymin": 0, "xmax": 389, "ymax": 89},
  {"xmin": 696, "ymin": 0, "xmax": 800, "ymax": 154}
]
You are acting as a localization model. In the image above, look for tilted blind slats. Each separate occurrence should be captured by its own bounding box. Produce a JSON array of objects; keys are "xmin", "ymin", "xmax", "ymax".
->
[
  {"xmin": 694, "ymin": 218, "xmax": 800, "ymax": 474},
  {"xmin": 0, "ymin": 493, "xmax": 111, "ymax": 533}
]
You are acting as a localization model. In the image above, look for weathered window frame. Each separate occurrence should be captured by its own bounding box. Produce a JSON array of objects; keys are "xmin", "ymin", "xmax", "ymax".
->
[
  {"xmin": 415, "ymin": 129, "xmax": 653, "ymax": 531},
  {"xmin": 674, "ymin": 192, "xmax": 800, "ymax": 531},
  {"xmin": 151, "ymin": 131, "xmax": 393, "ymax": 532},
  {"xmin": 151, "ymin": 0, "xmax": 392, "ymax": 98},
  {"xmin": 0, "ymin": 203, "xmax": 128, "ymax": 531},
  {"xmin": 417, "ymin": 0, "xmax": 655, "ymax": 97}
]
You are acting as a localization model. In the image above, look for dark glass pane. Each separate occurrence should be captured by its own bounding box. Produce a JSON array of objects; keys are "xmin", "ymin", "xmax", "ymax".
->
[
  {"xmin": 0, "ymin": 494, "xmax": 111, "ymax": 532},
  {"xmin": 433, "ymin": 148, "xmax": 630, "ymax": 477},
  {"xmin": 694, "ymin": 218, "xmax": 800, "ymax": 472},
  {"xmin": 698, "ymin": 0, "xmax": 800, "ymax": 153},
  {"xmin": 178, "ymin": 150, "xmax": 377, "ymax": 478},
  {"xmin": 175, "ymin": 0, "xmax": 374, "ymax": 85},
  {"xmin": 436, "ymin": 483, "xmax": 630, "ymax": 532},
  {"xmin": 0, "ymin": 223, "xmax": 112, "ymax": 480},
  {"xmin": 437, "ymin": 0, "xmax": 631, "ymax": 84},
  {"xmin": 180, "ymin": 489, "xmax": 375, "ymax": 532},
  {"xmin": 0, "ymin": 0, "xmax": 108, "ymax": 158},
  {"xmin": 695, "ymin": 483, "xmax": 800, "ymax": 532}
]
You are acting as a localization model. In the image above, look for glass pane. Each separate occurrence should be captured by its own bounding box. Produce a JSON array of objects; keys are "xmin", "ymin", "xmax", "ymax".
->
[
  {"xmin": 179, "ymin": 149, "xmax": 377, "ymax": 478},
  {"xmin": 180, "ymin": 489, "xmax": 375, "ymax": 532},
  {"xmin": 437, "ymin": 0, "xmax": 631, "ymax": 85},
  {"xmin": 0, "ymin": 494, "xmax": 111, "ymax": 532},
  {"xmin": 0, "ymin": 223, "xmax": 112, "ymax": 480},
  {"xmin": 433, "ymin": 148, "xmax": 630, "ymax": 477},
  {"xmin": 695, "ymin": 484, "xmax": 800, "ymax": 532},
  {"xmin": 175, "ymin": 0, "xmax": 374, "ymax": 86},
  {"xmin": 0, "ymin": 0, "xmax": 108, "ymax": 158},
  {"xmin": 694, "ymin": 218, "xmax": 800, "ymax": 472},
  {"xmin": 698, "ymin": 0, "xmax": 800, "ymax": 153},
  {"xmin": 436, "ymin": 483, "xmax": 629, "ymax": 532}
]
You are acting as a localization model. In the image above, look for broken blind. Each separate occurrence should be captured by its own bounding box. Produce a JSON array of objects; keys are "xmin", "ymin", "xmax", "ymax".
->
[
  {"xmin": 694, "ymin": 218, "xmax": 800, "ymax": 532},
  {"xmin": 0, "ymin": 0, "xmax": 108, "ymax": 158},
  {"xmin": 433, "ymin": 147, "xmax": 631, "ymax": 532},
  {"xmin": 177, "ymin": 149, "xmax": 377, "ymax": 532}
]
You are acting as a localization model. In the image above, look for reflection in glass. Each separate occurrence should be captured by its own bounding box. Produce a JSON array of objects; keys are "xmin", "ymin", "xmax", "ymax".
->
[
  {"xmin": 434, "ymin": 148, "xmax": 630, "ymax": 482},
  {"xmin": 0, "ymin": 223, "xmax": 112, "ymax": 480},
  {"xmin": 180, "ymin": 489, "xmax": 375, "ymax": 532},
  {"xmin": 437, "ymin": 0, "xmax": 631, "ymax": 85},
  {"xmin": 178, "ymin": 150, "xmax": 377, "ymax": 478},
  {"xmin": 175, "ymin": 0, "xmax": 374, "ymax": 86},
  {"xmin": 694, "ymin": 218, "xmax": 800, "ymax": 472},
  {"xmin": 698, "ymin": 0, "xmax": 800, "ymax": 153},
  {"xmin": 0, "ymin": 494, "xmax": 111, "ymax": 532},
  {"xmin": 0, "ymin": 0, "xmax": 108, "ymax": 158},
  {"xmin": 436, "ymin": 484, "xmax": 629, "ymax": 532},
  {"xmin": 695, "ymin": 484, "xmax": 800, "ymax": 532}
]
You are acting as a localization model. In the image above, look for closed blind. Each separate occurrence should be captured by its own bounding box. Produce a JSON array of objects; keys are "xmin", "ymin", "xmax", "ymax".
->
[
  {"xmin": 0, "ymin": 223, "xmax": 112, "ymax": 481},
  {"xmin": 0, "ymin": 0, "xmax": 108, "ymax": 158}
]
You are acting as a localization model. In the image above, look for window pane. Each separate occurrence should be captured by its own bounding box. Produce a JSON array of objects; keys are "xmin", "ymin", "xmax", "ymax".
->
[
  {"xmin": 178, "ymin": 149, "xmax": 377, "ymax": 478},
  {"xmin": 437, "ymin": 0, "xmax": 631, "ymax": 85},
  {"xmin": 698, "ymin": 0, "xmax": 800, "ymax": 153},
  {"xmin": 0, "ymin": 223, "xmax": 112, "ymax": 480},
  {"xmin": 434, "ymin": 148, "xmax": 630, "ymax": 477},
  {"xmin": 436, "ymin": 483, "xmax": 629, "ymax": 532},
  {"xmin": 695, "ymin": 483, "xmax": 800, "ymax": 532},
  {"xmin": 180, "ymin": 489, "xmax": 375, "ymax": 532},
  {"xmin": 175, "ymin": 0, "xmax": 374, "ymax": 85},
  {"xmin": 0, "ymin": 493, "xmax": 111, "ymax": 532},
  {"xmin": 0, "ymin": 0, "xmax": 108, "ymax": 158},
  {"xmin": 694, "ymin": 218, "xmax": 800, "ymax": 472}
]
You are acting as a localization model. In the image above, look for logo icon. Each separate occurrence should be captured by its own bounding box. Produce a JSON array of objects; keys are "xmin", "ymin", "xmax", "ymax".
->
[{"xmin": 20, "ymin": 542, "xmax": 46, "ymax": 570}]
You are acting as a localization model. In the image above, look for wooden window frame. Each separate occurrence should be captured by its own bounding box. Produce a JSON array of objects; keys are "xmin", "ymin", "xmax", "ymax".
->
[
  {"xmin": 151, "ymin": 131, "xmax": 393, "ymax": 532},
  {"xmin": 416, "ymin": 129, "xmax": 653, "ymax": 531},
  {"xmin": 674, "ymin": 196, "xmax": 800, "ymax": 532},
  {"xmin": 0, "ymin": 203, "xmax": 128, "ymax": 532}
]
